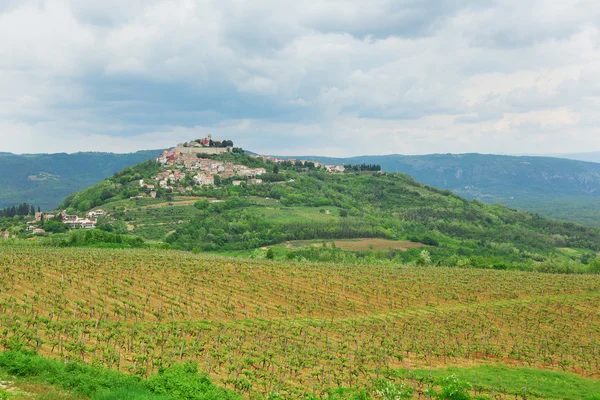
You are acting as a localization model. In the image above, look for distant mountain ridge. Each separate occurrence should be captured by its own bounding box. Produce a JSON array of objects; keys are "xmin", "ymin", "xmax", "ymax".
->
[
  {"xmin": 0, "ymin": 150, "xmax": 161, "ymax": 210},
  {"xmin": 546, "ymin": 152, "xmax": 600, "ymax": 164}
]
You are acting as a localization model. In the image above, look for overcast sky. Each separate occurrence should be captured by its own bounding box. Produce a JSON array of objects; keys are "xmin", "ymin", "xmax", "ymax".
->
[{"xmin": 1, "ymin": 0, "xmax": 599, "ymax": 156}]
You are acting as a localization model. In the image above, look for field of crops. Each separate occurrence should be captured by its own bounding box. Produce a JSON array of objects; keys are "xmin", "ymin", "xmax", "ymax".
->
[{"xmin": 1, "ymin": 246, "xmax": 599, "ymax": 398}]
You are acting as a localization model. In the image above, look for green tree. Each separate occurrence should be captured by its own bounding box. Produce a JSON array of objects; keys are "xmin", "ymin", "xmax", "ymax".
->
[{"xmin": 266, "ymin": 248, "xmax": 275, "ymax": 259}]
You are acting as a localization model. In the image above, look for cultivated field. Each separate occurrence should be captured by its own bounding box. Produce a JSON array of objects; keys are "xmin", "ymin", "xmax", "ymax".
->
[
  {"xmin": 279, "ymin": 238, "xmax": 424, "ymax": 251},
  {"xmin": 0, "ymin": 247, "xmax": 599, "ymax": 398}
]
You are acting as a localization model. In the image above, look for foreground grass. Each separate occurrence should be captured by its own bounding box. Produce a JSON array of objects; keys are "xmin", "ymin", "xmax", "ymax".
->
[
  {"xmin": 0, "ymin": 351, "xmax": 239, "ymax": 400},
  {"xmin": 396, "ymin": 365, "xmax": 600, "ymax": 399}
]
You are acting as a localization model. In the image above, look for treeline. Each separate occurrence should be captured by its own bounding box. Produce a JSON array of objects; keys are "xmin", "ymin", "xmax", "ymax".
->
[
  {"xmin": 0, "ymin": 203, "xmax": 39, "ymax": 218},
  {"xmin": 213, "ymin": 139, "xmax": 234, "ymax": 147},
  {"xmin": 344, "ymin": 163, "xmax": 382, "ymax": 172}
]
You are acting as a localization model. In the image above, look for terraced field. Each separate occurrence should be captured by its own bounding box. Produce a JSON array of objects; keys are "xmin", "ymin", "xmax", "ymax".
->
[{"xmin": 0, "ymin": 246, "xmax": 599, "ymax": 398}]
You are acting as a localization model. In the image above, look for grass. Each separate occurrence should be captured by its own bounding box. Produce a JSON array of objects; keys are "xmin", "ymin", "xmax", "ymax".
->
[
  {"xmin": 400, "ymin": 365, "xmax": 600, "ymax": 399},
  {"xmin": 272, "ymin": 238, "xmax": 424, "ymax": 251},
  {"xmin": 0, "ymin": 351, "xmax": 238, "ymax": 400},
  {"xmin": 255, "ymin": 205, "xmax": 346, "ymax": 223},
  {"xmin": 0, "ymin": 370, "xmax": 86, "ymax": 399}
]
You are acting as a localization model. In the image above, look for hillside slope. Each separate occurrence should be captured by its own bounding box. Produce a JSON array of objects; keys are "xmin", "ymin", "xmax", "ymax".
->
[
  {"xmin": 0, "ymin": 150, "xmax": 160, "ymax": 210},
  {"xmin": 289, "ymin": 153, "xmax": 600, "ymax": 226}
]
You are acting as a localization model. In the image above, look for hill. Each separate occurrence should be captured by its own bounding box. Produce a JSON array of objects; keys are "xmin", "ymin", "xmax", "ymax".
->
[
  {"xmin": 284, "ymin": 153, "xmax": 600, "ymax": 227},
  {"xmin": 54, "ymin": 149, "xmax": 600, "ymax": 273},
  {"xmin": 4, "ymin": 150, "xmax": 600, "ymax": 227},
  {"xmin": 0, "ymin": 150, "xmax": 160, "ymax": 210}
]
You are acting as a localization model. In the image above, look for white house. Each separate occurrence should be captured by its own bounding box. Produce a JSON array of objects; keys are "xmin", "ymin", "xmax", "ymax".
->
[
  {"xmin": 193, "ymin": 174, "xmax": 214, "ymax": 186},
  {"xmin": 87, "ymin": 210, "xmax": 105, "ymax": 219}
]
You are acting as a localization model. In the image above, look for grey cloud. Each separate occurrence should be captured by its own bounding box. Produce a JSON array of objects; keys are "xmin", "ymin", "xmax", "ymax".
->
[{"xmin": 0, "ymin": 0, "xmax": 599, "ymax": 155}]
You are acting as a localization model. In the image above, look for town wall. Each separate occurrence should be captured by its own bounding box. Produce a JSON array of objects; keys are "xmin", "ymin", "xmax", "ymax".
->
[{"xmin": 175, "ymin": 146, "xmax": 232, "ymax": 155}]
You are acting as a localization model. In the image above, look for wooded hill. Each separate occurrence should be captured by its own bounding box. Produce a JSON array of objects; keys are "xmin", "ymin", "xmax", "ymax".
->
[{"xmin": 56, "ymin": 151, "xmax": 600, "ymax": 274}]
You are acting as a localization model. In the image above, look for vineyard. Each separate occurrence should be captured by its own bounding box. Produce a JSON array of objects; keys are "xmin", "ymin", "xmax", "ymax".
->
[{"xmin": 1, "ymin": 246, "xmax": 599, "ymax": 398}]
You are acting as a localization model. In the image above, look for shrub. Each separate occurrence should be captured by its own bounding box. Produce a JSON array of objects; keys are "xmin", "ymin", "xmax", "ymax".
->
[{"xmin": 144, "ymin": 362, "xmax": 241, "ymax": 400}]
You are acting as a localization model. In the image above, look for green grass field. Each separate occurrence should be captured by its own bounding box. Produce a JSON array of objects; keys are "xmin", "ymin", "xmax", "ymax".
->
[{"xmin": 397, "ymin": 365, "xmax": 600, "ymax": 399}]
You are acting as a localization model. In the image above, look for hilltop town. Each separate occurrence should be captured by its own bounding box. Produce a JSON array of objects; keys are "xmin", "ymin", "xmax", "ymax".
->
[{"xmin": 139, "ymin": 136, "xmax": 346, "ymax": 196}]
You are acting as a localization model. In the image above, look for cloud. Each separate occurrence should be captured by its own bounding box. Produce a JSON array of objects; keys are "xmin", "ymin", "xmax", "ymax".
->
[{"xmin": 0, "ymin": 0, "xmax": 599, "ymax": 156}]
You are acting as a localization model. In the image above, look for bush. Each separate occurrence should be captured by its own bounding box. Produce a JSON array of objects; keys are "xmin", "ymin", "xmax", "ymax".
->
[
  {"xmin": 266, "ymin": 248, "xmax": 275, "ymax": 259},
  {"xmin": 375, "ymin": 379, "xmax": 413, "ymax": 399},
  {"xmin": 426, "ymin": 375, "xmax": 472, "ymax": 400},
  {"xmin": 144, "ymin": 362, "xmax": 241, "ymax": 400}
]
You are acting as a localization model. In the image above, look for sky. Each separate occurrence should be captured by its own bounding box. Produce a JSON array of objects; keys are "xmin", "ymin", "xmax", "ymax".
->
[{"xmin": 1, "ymin": 0, "xmax": 600, "ymax": 157}]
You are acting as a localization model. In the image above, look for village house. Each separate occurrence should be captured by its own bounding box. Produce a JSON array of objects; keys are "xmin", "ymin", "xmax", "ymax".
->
[
  {"xmin": 60, "ymin": 211, "xmax": 78, "ymax": 222},
  {"xmin": 248, "ymin": 178, "xmax": 263, "ymax": 185},
  {"xmin": 87, "ymin": 210, "xmax": 105, "ymax": 219},
  {"xmin": 66, "ymin": 219, "xmax": 96, "ymax": 229},
  {"xmin": 325, "ymin": 165, "xmax": 345, "ymax": 173},
  {"xmin": 172, "ymin": 171, "xmax": 186, "ymax": 181},
  {"xmin": 232, "ymin": 180, "xmax": 244, "ymax": 186},
  {"xmin": 193, "ymin": 174, "xmax": 214, "ymax": 186}
]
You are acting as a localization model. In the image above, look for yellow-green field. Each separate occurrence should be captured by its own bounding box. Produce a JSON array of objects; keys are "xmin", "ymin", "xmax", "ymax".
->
[{"xmin": 0, "ymin": 246, "xmax": 599, "ymax": 398}]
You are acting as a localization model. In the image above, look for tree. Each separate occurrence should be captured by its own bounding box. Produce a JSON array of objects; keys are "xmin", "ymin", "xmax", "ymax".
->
[
  {"xmin": 43, "ymin": 220, "xmax": 67, "ymax": 234},
  {"xmin": 273, "ymin": 165, "xmax": 279, "ymax": 174},
  {"xmin": 416, "ymin": 250, "xmax": 431, "ymax": 266},
  {"xmin": 339, "ymin": 209, "xmax": 348, "ymax": 218},
  {"xmin": 266, "ymin": 248, "xmax": 275, "ymax": 259},
  {"xmin": 589, "ymin": 257, "xmax": 600, "ymax": 274}
]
